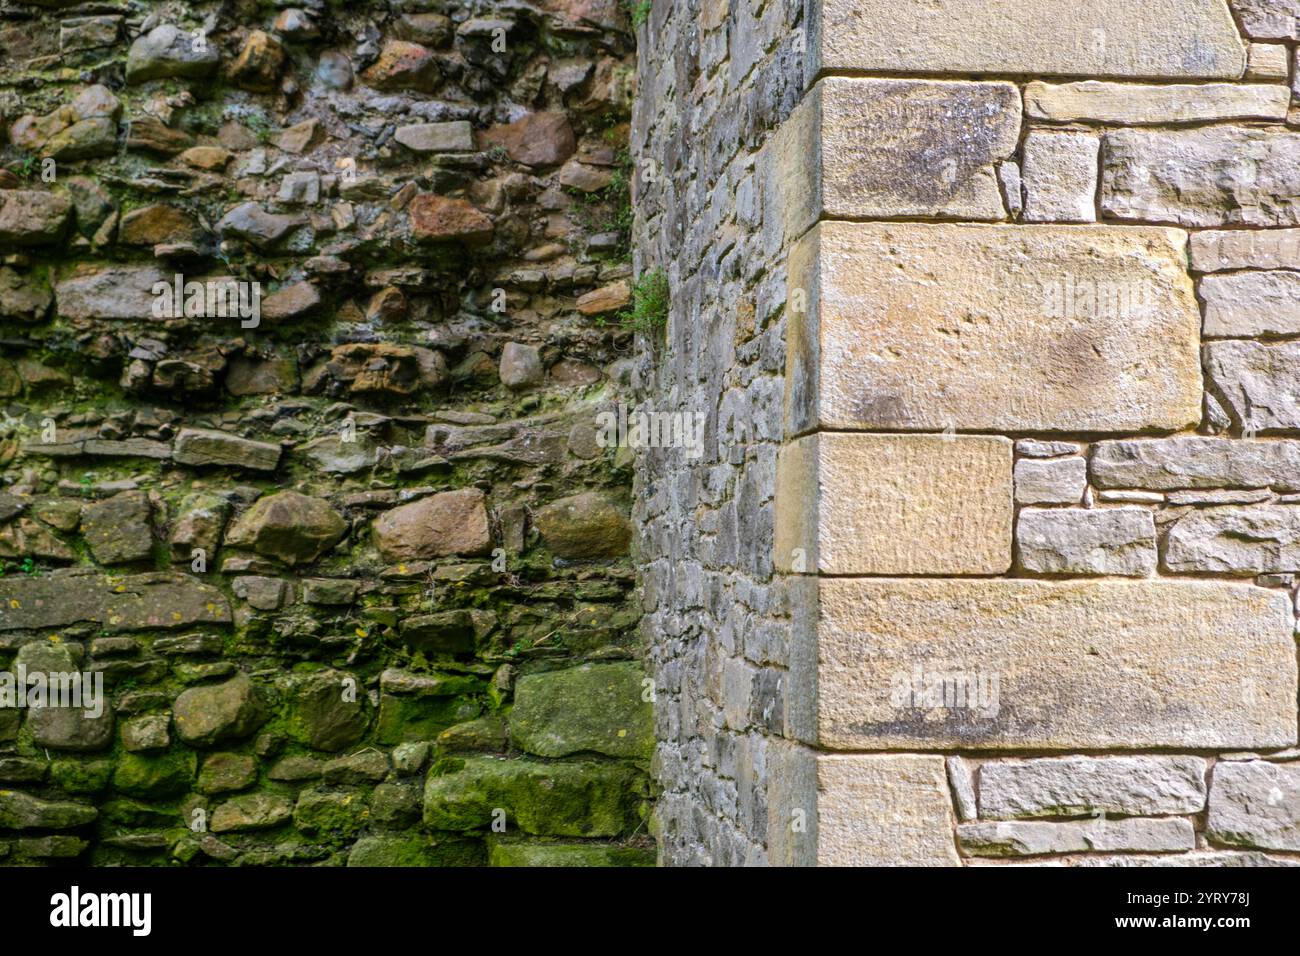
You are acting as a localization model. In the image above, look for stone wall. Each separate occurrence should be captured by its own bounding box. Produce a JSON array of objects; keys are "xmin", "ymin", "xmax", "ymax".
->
[
  {"xmin": 638, "ymin": 0, "xmax": 1300, "ymax": 866},
  {"xmin": 0, "ymin": 0, "xmax": 654, "ymax": 866}
]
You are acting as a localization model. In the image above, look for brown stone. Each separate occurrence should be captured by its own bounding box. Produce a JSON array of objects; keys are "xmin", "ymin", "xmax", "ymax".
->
[
  {"xmin": 361, "ymin": 40, "xmax": 440, "ymax": 91},
  {"xmin": 118, "ymin": 204, "xmax": 200, "ymax": 246},
  {"xmin": 409, "ymin": 194, "xmax": 494, "ymax": 244},
  {"xmin": 373, "ymin": 488, "xmax": 492, "ymax": 561},
  {"xmin": 481, "ymin": 112, "xmax": 576, "ymax": 167},
  {"xmin": 576, "ymin": 280, "xmax": 630, "ymax": 315},
  {"xmin": 228, "ymin": 30, "xmax": 283, "ymax": 92}
]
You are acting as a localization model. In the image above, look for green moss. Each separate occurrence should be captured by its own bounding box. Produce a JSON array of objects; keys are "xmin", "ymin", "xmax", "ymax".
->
[
  {"xmin": 113, "ymin": 751, "xmax": 196, "ymax": 799},
  {"xmin": 487, "ymin": 838, "xmax": 655, "ymax": 867}
]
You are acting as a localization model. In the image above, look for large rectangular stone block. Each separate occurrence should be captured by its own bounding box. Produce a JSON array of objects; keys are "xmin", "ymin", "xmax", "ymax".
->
[
  {"xmin": 784, "ymin": 222, "xmax": 1202, "ymax": 435},
  {"xmin": 979, "ymin": 756, "xmax": 1209, "ymax": 819},
  {"xmin": 774, "ymin": 433, "xmax": 1012, "ymax": 575},
  {"xmin": 1026, "ymin": 81, "xmax": 1289, "ymax": 124},
  {"xmin": 790, "ymin": 578, "xmax": 1295, "ymax": 751},
  {"xmin": 809, "ymin": 0, "xmax": 1246, "ymax": 80},
  {"xmin": 772, "ymin": 78, "xmax": 1020, "ymax": 241}
]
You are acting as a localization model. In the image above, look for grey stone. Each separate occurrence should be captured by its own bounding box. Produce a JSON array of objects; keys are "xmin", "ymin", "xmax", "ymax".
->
[
  {"xmin": 1093, "ymin": 437, "xmax": 1300, "ymax": 492},
  {"xmin": 1021, "ymin": 131, "xmax": 1098, "ymax": 223},
  {"xmin": 172, "ymin": 673, "xmax": 267, "ymax": 747},
  {"xmin": 0, "ymin": 571, "xmax": 231, "ymax": 632},
  {"xmin": 216, "ymin": 202, "xmax": 305, "ymax": 249},
  {"xmin": 1165, "ymin": 506, "xmax": 1300, "ymax": 573},
  {"xmin": 1231, "ymin": 0, "xmax": 1300, "ymax": 40},
  {"xmin": 0, "ymin": 191, "xmax": 72, "ymax": 246},
  {"xmin": 1016, "ymin": 440, "xmax": 1079, "ymax": 459},
  {"xmin": 121, "ymin": 715, "xmax": 171, "ymax": 753},
  {"xmin": 1017, "ymin": 507, "xmax": 1156, "ymax": 576},
  {"xmin": 0, "ymin": 790, "xmax": 96, "ymax": 830},
  {"xmin": 54, "ymin": 266, "xmax": 168, "ymax": 321},
  {"xmin": 81, "ymin": 491, "xmax": 153, "ymax": 565},
  {"xmin": 980, "ymin": 756, "xmax": 1208, "ymax": 819},
  {"xmin": 1102, "ymin": 127, "xmax": 1300, "ymax": 227},
  {"xmin": 173, "ymin": 428, "xmax": 282, "ymax": 472},
  {"xmin": 1192, "ymin": 228, "xmax": 1300, "ymax": 272},
  {"xmin": 1206, "ymin": 340, "xmax": 1300, "ymax": 433},
  {"xmin": 959, "ymin": 818, "xmax": 1196, "ymax": 856},
  {"xmin": 395, "ymin": 121, "xmax": 474, "ymax": 152},
  {"xmin": 224, "ymin": 491, "xmax": 347, "ymax": 565},
  {"xmin": 210, "ymin": 793, "xmax": 293, "ymax": 833},
  {"xmin": 1015, "ymin": 456, "xmax": 1086, "ymax": 504},
  {"xmin": 126, "ymin": 24, "xmax": 220, "ymax": 83},
  {"xmin": 498, "ymin": 342, "xmax": 543, "ymax": 390},
  {"xmin": 509, "ymin": 662, "xmax": 653, "ymax": 759},
  {"xmin": 1202, "ymin": 271, "xmax": 1300, "ymax": 337},
  {"xmin": 946, "ymin": 756, "xmax": 977, "ymax": 822},
  {"xmin": 1208, "ymin": 761, "xmax": 1300, "ymax": 851}
]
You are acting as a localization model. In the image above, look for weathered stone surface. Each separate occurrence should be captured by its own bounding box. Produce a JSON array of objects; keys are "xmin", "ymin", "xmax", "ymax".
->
[
  {"xmin": 509, "ymin": 662, "xmax": 652, "ymax": 759},
  {"xmin": 408, "ymin": 194, "xmax": 494, "ymax": 244},
  {"xmin": 260, "ymin": 281, "xmax": 321, "ymax": 322},
  {"xmin": 1103, "ymin": 127, "xmax": 1300, "ymax": 227},
  {"xmin": 395, "ymin": 121, "xmax": 474, "ymax": 153},
  {"xmin": 980, "ymin": 756, "xmax": 1208, "ymax": 818},
  {"xmin": 347, "ymin": 834, "xmax": 482, "ymax": 867},
  {"xmin": 228, "ymin": 30, "xmax": 283, "ymax": 92},
  {"xmin": 284, "ymin": 670, "xmax": 368, "ymax": 753},
  {"xmin": 54, "ymin": 266, "xmax": 167, "ymax": 320},
  {"xmin": 197, "ymin": 753, "xmax": 258, "ymax": 794},
  {"xmin": 480, "ymin": 112, "xmax": 575, "ymax": 166},
  {"xmin": 361, "ymin": 40, "xmax": 440, "ymax": 91},
  {"xmin": 1165, "ymin": 506, "xmax": 1300, "ymax": 573},
  {"xmin": 775, "ymin": 78, "xmax": 1019, "ymax": 236},
  {"xmin": 210, "ymin": 793, "xmax": 293, "ymax": 833},
  {"xmin": 0, "ymin": 571, "xmax": 231, "ymax": 632},
  {"xmin": 172, "ymin": 674, "xmax": 267, "ymax": 747},
  {"xmin": 1208, "ymin": 761, "xmax": 1300, "ymax": 851},
  {"xmin": 1205, "ymin": 340, "xmax": 1300, "ymax": 432},
  {"xmin": 0, "ymin": 191, "xmax": 72, "ymax": 246},
  {"xmin": 1091, "ymin": 437, "xmax": 1300, "ymax": 491},
  {"xmin": 815, "ymin": 755, "xmax": 959, "ymax": 866},
  {"xmin": 775, "ymin": 434, "xmax": 1012, "ymax": 574},
  {"xmin": 172, "ymin": 428, "xmax": 282, "ymax": 472},
  {"xmin": 786, "ymin": 223, "xmax": 1202, "ymax": 434},
  {"xmin": 1202, "ymin": 271, "xmax": 1300, "ymax": 336},
  {"xmin": 126, "ymin": 24, "xmax": 220, "ymax": 83},
  {"xmin": 216, "ymin": 202, "xmax": 304, "ymax": 249},
  {"xmin": 498, "ymin": 342, "xmax": 543, "ymax": 389},
  {"xmin": 533, "ymin": 492, "xmax": 631, "ymax": 560},
  {"xmin": 1021, "ymin": 131, "xmax": 1098, "ymax": 223},
  {"xmin": 0, "ymin": 268, "xmax": 52, "ymax": 323},
  {"xmin": 224, "ymin": 491, "xmax": 347, "ymax": 566},
  {"xmin": 1231, "ymin": 0, "xmax": 1300, "ymax": 40},
  {"xmin": 794, "ymin": 578, "xmax": 1296, "ymax": 750},
  {"xmin": 373, "ymin": 489, "xmax": 491, "ymax": 561},
  {"xmin": 810, "ymin": 0, "xmax": 1247, "ymax": 79},
  {"xmin": 1026, "ymin": 81, "xmax": 1290, "ymax": 123},
  {"xmin": 1014, "ymin": 456, "xmax": 1086, "ymax": 505},
  {"xmin": 959, "ymin": 818, "xmax": 1195, "ymax": 856},
  {"xmin": 81, "ymin": 491, "xmax": 153, "ymax": 565},
  {"xmin": 0, "ymin": 790, "xmax": 96, "ymax": 830},
  {"xmin": 27, "ymin": 693, "xmax": 115, "ymax": 753},
  {"xmin": 1017, "ymin": 507, "xmax": 1157, "ymax": 576},
  {"xmin": 1192, "ymin": 228, "xmax": 1300, "ymax": 272},
  {"xmin": 423, "ymin": 757, "xmax": 642, "ymax": 836},
  {"xmin": 113, "ymin": 751, "xmax": 194, "ymax": 798}
]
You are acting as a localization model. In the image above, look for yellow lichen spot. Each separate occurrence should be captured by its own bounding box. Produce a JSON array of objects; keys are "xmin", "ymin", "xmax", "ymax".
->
[
  {"xmin": 355, "ymin": 628, "xmax": 367, "ymax": 638},
  {"xmin": 114, "ymin": 585, "xmax": 126, "ymax": 593},
  {"xmin": 50, "ymin": 634, "xmax": 60, "ymax": 644},
  {"xmin": 617, "ymin": 729, "xmax": 628, "ymax": 738},
  {"xmin": 8, "ymin": 600, "xmax": 18, "ymax": 609},
  {"xmin": 172, "ymin": 612, "xmax": 182, "ymax": 621}
]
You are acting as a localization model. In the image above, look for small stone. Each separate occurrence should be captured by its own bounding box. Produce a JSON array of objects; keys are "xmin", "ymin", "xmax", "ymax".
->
[
  {"xmin": 498, "ymin": 342, "xmax": 543, "ymax": 389},
  {"xmin": 323, "ymin": 750, "xmax": 389, "ymax": 784},
  {"xmin": 408, "ymin": 194, "xmax": 494, "ymax": 244},
  {"xmin": 172, "ymin": 673, "xmax": 268, "ymax": 747},
  {"xmin": 361, "ymin": 40, "xmax": 440, "ymax": 91},
  {"xmin": 946, "ymin": 757, "xmax": 978, "ymax": 821},
  {"xmin": 1208, "ymin": 760, "xmax": 1300, "ymax": 851},
  {"xmin": 126, "ymin": 24, "xmax": 220, "ymax": 84},
  {"xmin": 959, "ymin": 818, "xmax": 1195, "ymax": 856},
  {"xmin": 1017, "ymin": 507, "xmax": 1156, "ymax": 576},
  {"xmin": 118, "ymin": 204, "xmax": 199, "ymax": 247},
  {"xmin": 0, "ymin": 191, "xmax": 72, "ymax": 246},
  {"xmin": 1092, "ymin": 438, "xmax": 1300, "ymax": 492},
  {"xmin": 1026, "ymin": 80, "xmax": 1290, "ymax": 123},
  {"xmin": 276, "ymin": 171, "xmax": 321, "ymax": 205},
  {"xmin": 113, "ymin": 751, "xmax": 194, "ymax": 798},
  {"xmin": 260, "ymin": 280, "xmax": 321, "ymax": 321},
  {"xmin": 216, "ymin": 202, "xmax": 305, "ymax": 249},
  {"xmin": 576, "ymin": 280, "xmax": 630, "ymax": 315},
  {"xmin": 534, "ymin": 492, "xmax": 631, "ymax": 560},
  {"xmin": 81, "ymin": 491, "xmax": 153, "ymax": 565},
  {"xmin": 1246, "ymin": 43, "xmax": 1292, "ymax": 80},
  {"xmin": 314, "ymin": 53, "xmax": 353, "ymax": 91},
  {"xmin": 228, "ymin": 30, "xmax": 283, "ymax": 92},
  {"xmin": 1165, "ymin": 506, "xmax": 1300, "ymax": 573},
  {"xmin": 1205, "ymin": 340, "xmax": 1300, "ymax": 433},
  {"xmin": 197, "ymin": 753, "xmax": 258, "ymax": 794},
  {"xmin": 1191, "ymin": 229, "xmax": 1300, "ymax": 272},
  {"xmin": 395, "ymin": 121, "xmax": 474, "ymax": 153},
  {"xmin": 124, "ymin": 116, "xmax": 193, "ymax": 155},
  {"xmin": 284, "ymin": 669, "xmax": 369, "ymax": 752},
  {"xmin": 210, "ymin": 793, "xmax": 293, "ymax": 833},
  {"xmin": 1231, "ymin": 0, "xmax": 1300, "ymax": 40},
  {"xmin": 1021, "ymin": 130, "xmax": 1098, "ymax": 223},
  {"xmin": 275, "ymin": 119, "xmax": 321, "ymax": 154},
  {"xmin": 1014, "ymin": 457, "xmax": 1086, "ymax": 505},
  {"xmin": 173, "ymin": 427, "xmax": 282, "ymax": 471},
  {"xmin": 0, "ymin": 791, "xmax": 96, "ymax": 830},
  {"xmin": 121, "ymin": 714, "xmax": 171, "ymax": 753},
  {"xmin": 224, "ymin": 491, "xmax": 347, "ymax": 565},
  {"xmin": 1201, "ymin": 271, "xmax": 1300, "ymax": 337},
  {"xmin": 372, "ymin": 488, "xmax": 491, "ymax": 562},
  {"xmin": 509, "ymin": 661, "xmax": 653, "ymax": 759},
  {"xmin": 179, "ymin": 146, "xmax": 232, "ymax": 170},
  {"xmin": 1016, "ymin": 439, "xmax": 1079, "ymax": 459},
  {"xmin": 558, "ymin": 160, "xmax": 612, "ymax": 192},
  {"xmin": 232, "ymin": 575, "xmax": 290, "ymax": 611}
]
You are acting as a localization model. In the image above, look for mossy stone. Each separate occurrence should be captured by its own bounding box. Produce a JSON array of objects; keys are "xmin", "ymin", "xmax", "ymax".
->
[
  {"xmin": 509, "ymin": 661, "xmax": 652, "ymax": 759},
  {"xmin": 487, "ymin": 840, "xmax": 655, "ymax": 867},
  {"xmin": 346, "ymin": 834, "xmax": 485, "ymax": 867}
]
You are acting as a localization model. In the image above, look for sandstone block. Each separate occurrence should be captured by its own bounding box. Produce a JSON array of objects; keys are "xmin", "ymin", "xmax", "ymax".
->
[
  {"xmin": 792, "ymin": 578, "xmax": 1296, "ymax": 750},
  {"xmin": 1021, "ymin": 130, "xmax": 1098, "ymax": 223},
  {"xmin": 1091, "ymin": 437, "xmax": 1300, "ymax": 491},
  {"xmin": 1026, "ymin": 81, "xmax": 1289, "ymax": 124},
  {"xmin": 980, "ymin": 756, "xmax": 1208, "ymax": 819},
  {"xmin": 775, "ymin": 433, "xmax": 1012, "ymax": 575},
  {"xmin": 809, "ymin": 0, "xmax": 1246, "ymax": 79},
  {"xmin": 1208, "ymin": 761, "xmax": 1300, "ymax": 851},
  {"xmin": 1016, "ymin": 507, "xmax": 1157, "ymax": 576},
  {"xmin": 785, "ymin": 223, "xmax": 1202, "ymax": 434}
]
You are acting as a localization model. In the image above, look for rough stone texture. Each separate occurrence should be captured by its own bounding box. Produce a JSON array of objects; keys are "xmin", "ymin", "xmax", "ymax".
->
[
  {"xmin": 508, "ymin": 662, "xmax": 652, "ymax": 759},
  {"xmin": 172, "ymin": 674, "xmax": 268, "ymax": 748},
  {"xmin": 1014, "ymin": 457, "xmax": 1086, "ymax": 505},
  {"xmin": 1208, "ymin": 761, "xmax": 1300, "ymax": 851},
  {"xmin": 1165, "ymin": 506, "xmax": 1300, "ymax": 573},
  {"xmin": 1191, "ymin": 229, "xmax": 1300, "ymax": 272},
  {"xmin": 813, "ymin": 755, "xmax": 960, "ymax": 867},
  {"xmin": 797, "ymin": 578, "xmax": 1296, "ymax": 750},
  {"xmin": 1205, "ymin": 340, "xmax": 1300, "ymax": 433},
  {"xmin": 223, "ymin": 491, "xmax": 347, "ymax": 566},
  {"xmin": 959, "ymin": 818, "xmax": 1195, "ymax": 856},
  {"xmin": 1021, "ymin": 131, "xmax": 1098, "ymax": 223},
  {"xmin": 1026, "ymin": 81, "xmax": 1290, "ymax": 124},
  {"xmin": 1231, "ymin": 0, "xmax": 1300, "ymax": 40},
  {"xmin": 980, "ymin": 757, "xmax": 1208, "ymax": 818},
  {"xmin": 1102, "ymin": 128, "xmax": 1300, "ymax": 227},
  {"xmin": 775, "ymin": 433, "xmax": 1013, "ymax": 574},
  {"xmin": 0, "ymin": 571, "xmax": 230, "ymax": 632},
  {"xmin": 1201, "ymin": 271, "xmax": 1300, "ymax": 337},
  {"xmin": 372, "ymin": 489, "xmax": 492, "ymax": 562},
  {"xmin": 1091, "ymin": 438, "xmax": 1300, "ymax": 491},
  {"xmin": 786, "ymin": 222, "xmax": 1203, "ymax": 434},
  {"xmin": 810, "ymin": 0, "xmax": 1248, "ymax": 78},
  {"xmin": 1016, "ymin": 507, "xmax": 1157, "ymax": 576}
]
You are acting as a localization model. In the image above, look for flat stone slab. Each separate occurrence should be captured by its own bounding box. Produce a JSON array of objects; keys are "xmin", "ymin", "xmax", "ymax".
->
[
  {"xmin": 816, "ymin": 755, "xmax": 960, "ymax": 866},
  {"xmin": 980, "ymin": 756, "xmax": 1209, "ymax": 818},
  {"xmin": 1191, "ymin": 229, "xmax": 1300, "ymax": 272},
  {"xmin": 793, "ymin": 578, "xmax": 1295, "ymax": 751},
  {"xmin": 775, "ymin": 433, "xmax": 1012, "ymax": 575},
  {"xmin": 810, "ymin": 0, "xmax": 1246, "ymax": 79},
  {"xmin": 1016, "ymin": 506, "xmax": 1156, "ymax": 576},
  {"xmin": 774, "ymin": 78, "xmax": 1019, "ymax": 239},
  {"xmin": 1091, "ymin": 437, "xmax": 1300, "ymax": 491},
  {"xmin": 1165, "ymin": 505, "xmax": 1300, "ymax": 573},
  {"xmin": 785, "ymin": 223, "xmax": 1202, "ymax": 434},
  {"xmin": 1026, "ymin": 81, "xmax": 1289, "ymax": 124},
  {"xmin": 0, "ymin": 571, "xmax": 231, "ymax": 632},
  {"xmin": 1201, "ymin": 271, "xmax": 1300, "ymax": 337},
  {"xmin": 959, "ymin": 818, "xmax": 1195, "ymax": 856},
  {"xmin": 1208, "ymin": 761, "xmax": 1300, "ymax": 851}
]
